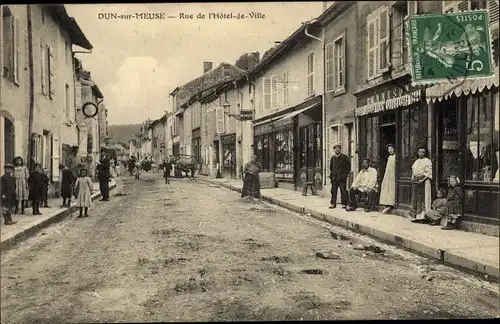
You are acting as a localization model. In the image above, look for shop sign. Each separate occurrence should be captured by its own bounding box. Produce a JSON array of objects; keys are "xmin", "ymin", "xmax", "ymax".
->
[
  {"xmin": 407, "ymin": 11, "xmax": 494, "ymax": 85},
  {"xmin": 254, "ymin": 118, "xmax": 294, "ymax": 136},
  {"xmin": 222, "ymin": 133, "xmax": 236, "ymax": 144}
]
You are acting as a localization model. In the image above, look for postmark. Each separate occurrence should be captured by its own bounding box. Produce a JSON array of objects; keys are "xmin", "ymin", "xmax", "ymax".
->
[{"xmin": 406, "ymin": 11, "xmax": 494, "ymax": 88}]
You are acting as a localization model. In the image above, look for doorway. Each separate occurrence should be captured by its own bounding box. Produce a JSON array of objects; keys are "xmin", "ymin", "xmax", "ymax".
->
[{"xmin": 379, "ymin": 113, "xmax": 396, "ymax": 179}]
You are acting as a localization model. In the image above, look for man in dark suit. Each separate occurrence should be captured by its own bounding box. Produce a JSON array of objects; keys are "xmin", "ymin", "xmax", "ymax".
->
[
  {"xmin": 97, "ymin": 155, "xmax": 111, "ymax": 201},
  {"xmin": 329, "ymin": 144, "xmax": 351, "ymax": 209}
]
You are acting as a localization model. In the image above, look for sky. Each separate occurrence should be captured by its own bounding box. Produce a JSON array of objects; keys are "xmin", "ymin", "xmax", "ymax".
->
[{"xmin": 65, "ymin": 2, "xmax": 324, "ymax": 125}]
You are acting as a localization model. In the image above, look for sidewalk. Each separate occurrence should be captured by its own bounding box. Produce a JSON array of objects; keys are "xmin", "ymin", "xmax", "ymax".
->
[
  {"xmin": 0, "ymin": 179, "xmax": 117, "ymax": 251},
  {"xmin": 198, "ymin": 175, "xmax": 499, "ymax": 281}
]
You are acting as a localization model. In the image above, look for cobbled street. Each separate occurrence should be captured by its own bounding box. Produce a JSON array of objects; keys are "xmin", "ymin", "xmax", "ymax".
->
[{"xmin": 1, "ymin": 173, "xmax": 499, "ymax": 323}]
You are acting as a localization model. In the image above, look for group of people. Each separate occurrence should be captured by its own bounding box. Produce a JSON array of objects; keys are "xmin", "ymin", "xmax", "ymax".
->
[
  {"xmin": 329, "ymin": 144, "xmax": 463, "ymax": 230},
  {"xmin": 1, "ymin": 157, "xmax": 51, "ymax": 225}
]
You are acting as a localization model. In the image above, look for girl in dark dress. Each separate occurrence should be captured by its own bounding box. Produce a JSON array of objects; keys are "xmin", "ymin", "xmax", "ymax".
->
[
  {"xmin": 60, "ymin": 164, "xmax": 74, "ymax": 207},
  {"xmin": 1, "ymin": 163, "xmax": 18, "ymax": 225},
  {"xmin": 28, "ymin": 163, "xmax": 44, "ymax": 215},
  {"xmin": 442, "ymin": 175, "xmax": 464, "ymax": 230}
]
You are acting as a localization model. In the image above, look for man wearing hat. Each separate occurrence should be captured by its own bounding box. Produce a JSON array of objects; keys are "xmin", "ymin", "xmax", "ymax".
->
[
  {"xmin": 329, "ymin": 144, "xmax": 351, "ymax": 209},
  {"xmin": 1, "ymin": 163, "xmax": 18, "ymax": 225}
]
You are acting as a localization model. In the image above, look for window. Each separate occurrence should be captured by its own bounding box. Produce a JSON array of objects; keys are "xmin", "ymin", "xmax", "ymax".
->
[
  {"xmin": 330, "ymin": 125, "xmax": 341, "ymax": 155},
  {"xmin": 257, "ymin": 82, "xmax": 263, "ymax": 112},
  {"xmin": 325, "ymin": 42, "xmax": 334, "ymax": 92},
  {"xmin": 307, "ymin": 52, "xmax": 314, "ymax": 95},
  {"xmin": 367, "ymin": 6, "xmax": 390, "ymax": 79},
  {"xmin": 345, "ymin": 123, "xmax": 354, "ymax": 167},
  {"xmin": 334, "ymin": 35, "xmax": 345, "ymax": 90},
  {"xmin": 400, "ymin": 107, "xmax": 420, "ymax": 177},
  {"xmin": 2, "ymin": 7, "xmax": 13, "ymax": 79},
  {"xmin": 271, "ymin": 75, "xmax": 278, "ymax": 109},
  {"xmin": 48, "ymin": 46, "xmax": 54, "ymax": 99},
  {"xmin": 465, "ymin": 92, "xmax": 499, "ymax": 183},
  {"xmin": 263, "ymin": 77, "xmax": 272, "ymax": 110},
  {"xmin": 65, "ymin": 83, "xmax": 71, "ymax": 120},
  {"xmin": 65, "ymin": 40, "xmax": 69, "ymax": 65},
  {"xmin": 283, "ymin": 71, "xmax": 289, "ymax": 106},
  {"xmin": 361, "ymin": 116, "xmax": 380, "ymax": 169},
  {"xmin": 274, "ymin": 129, "xmax": 294, "ymax": 171},
  {"xmin": 393, "ymin": 1, "xmax": 414, "ymax": 67}
]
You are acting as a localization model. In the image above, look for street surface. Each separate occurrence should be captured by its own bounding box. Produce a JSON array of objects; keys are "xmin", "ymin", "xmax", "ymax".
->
[{"xmin": 1, "ymin": 173, "xmax": 499, "ymax": 322}]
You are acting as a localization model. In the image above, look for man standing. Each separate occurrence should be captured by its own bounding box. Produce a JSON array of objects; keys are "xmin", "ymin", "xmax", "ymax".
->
[
  {"xmin": 97, "ymin": 156, "xmax": 111, "ymax": 201},
  {"xmin": 329, "ymin": 144, "xmax": 351, "ymax": 209},
  {"xmin": 346, "ymin": 158, "xmax": 378, "ymax": 212},
  {"xmin": 164, "ymin": 158, "xmax": 172, "ymax": 184}
]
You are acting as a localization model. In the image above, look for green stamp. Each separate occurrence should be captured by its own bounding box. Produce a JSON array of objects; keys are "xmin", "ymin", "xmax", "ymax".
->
[{"xmin": 407, "ymin": 11, "xmax": 494, "ymax": 85}]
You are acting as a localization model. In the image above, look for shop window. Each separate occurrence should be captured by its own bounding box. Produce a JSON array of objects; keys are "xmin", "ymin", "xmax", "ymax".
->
[
  {"xmin": 440, "ymin": 98, "xmax": 461, "ymax": 181},
  {"xmin": 364, "ymin": 116, "xmax": 380, "ymax": 168},
  {"xmin": 316, "ymin": 123, "xmax": 322, "ymax": 168},
  {"xmin": 274, "ymin": 129, "xmax": 294, "ymax": 171},
  {"xmin": 465, "ymin": 91, "xmax": 499, "ymax": 182}
]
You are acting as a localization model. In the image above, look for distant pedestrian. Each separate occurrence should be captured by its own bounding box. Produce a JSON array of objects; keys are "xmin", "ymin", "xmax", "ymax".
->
[
  {"xmin": 1, "ymin": 163, "xmax": 18, "ymax": 225},
  {"xmin": 28, "ymin": 163, "xmax": 44, "ymax": 215},
  {"xmin": 41, "ymin": 168, "xmax": 51, "ymax": 208},
  {"xmin": 329, "ymin": 144, "xmax": 351, "ymax": 209},
  {"xmin": 60, "ymin": 164, "xmax": 75, "ymax": 207},
  {"xmin": 133, "ymin": 161, "xmax": 141, "ymax": 180},
  {"xmin": 74, "ymin": 168, "xmax": 93, "ymax": 218},
  {"xmin": 164, "ymin": 158, "xmax": 172, "ymax": 184},
  {"xmin": 13, "ymin": 156, "xmax": 29, "ymax": 214},
  {"xmin": 241, "ymin": 154, "xmax": 262, "ymax": 200}
]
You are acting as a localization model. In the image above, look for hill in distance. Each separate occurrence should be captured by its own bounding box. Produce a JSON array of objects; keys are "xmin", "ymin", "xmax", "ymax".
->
[{"xmin": 107, "ymin": 123, "xmax": 141, "ymax": 145}]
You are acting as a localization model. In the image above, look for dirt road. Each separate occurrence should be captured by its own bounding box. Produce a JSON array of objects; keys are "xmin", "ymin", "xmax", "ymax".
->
[{"xmin": 1, "ymin": 173, "xmax": 498, "ymax": 323}]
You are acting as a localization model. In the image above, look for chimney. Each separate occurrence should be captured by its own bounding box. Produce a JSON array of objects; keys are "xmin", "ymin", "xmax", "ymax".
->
[{"xmin": 203, "ymin": 62, "xmax": 213, "ymax": 74}]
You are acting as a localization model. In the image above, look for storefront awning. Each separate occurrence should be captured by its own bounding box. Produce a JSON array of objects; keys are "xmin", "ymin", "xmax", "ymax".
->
[
  {"xmin": 425, "ymin": 67, "xmax": 499, "ymax": 103},
  {"xmin": 277, "ymin": 101, "xmax": 321, "ymax": 122}
]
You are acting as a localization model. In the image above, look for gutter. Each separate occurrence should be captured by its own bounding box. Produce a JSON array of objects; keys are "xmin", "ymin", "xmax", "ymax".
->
[{"xmin": 304, "ymin": 20, "xmax": 328, "ymax": 186}]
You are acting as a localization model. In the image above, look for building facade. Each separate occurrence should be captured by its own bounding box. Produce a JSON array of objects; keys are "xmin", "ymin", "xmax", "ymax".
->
[
  {"xmin": 249, "ymin": 21, "xmax": 324, "ymax": 191},
  {"xmin": 150, "ymin": 115, "xmax": 166, "ymax": 163},
  {"xmin": 1, "ymin": 5, "xmax": 30, "ymax": 175}
]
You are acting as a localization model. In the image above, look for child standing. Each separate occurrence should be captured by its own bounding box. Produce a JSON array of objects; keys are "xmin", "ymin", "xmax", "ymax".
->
[
  {"xmin": 60, "ymin": 164, "xmax": 74, "ymax": 207},
  {"xmin": 41, "ymin": 168, "xmax": 51, "ymax": 208},
  {"xmin": 425, "ymin": 188, "xmax": 447, "ymax": 226},
  {"xmin": 442, "ymin": 175, "xmax": 464, "ymax": 230},
  {"xmin": 28, "ymin": 163, "xmax": 44, "ymax": 215},
  {"xmin": 13, "ymin": 156, "xmax": 29, "ymax": 214},
  {"xmin": 1, "ymin": 164, "xmax": 18, "ymax": 225},
  {"xmin": 133, "ymin": 161, "xmax": 141, "ymax": 180},
  {"xmin": 74, "ymin": 168, "xmax": 93, "ymax": 218}
]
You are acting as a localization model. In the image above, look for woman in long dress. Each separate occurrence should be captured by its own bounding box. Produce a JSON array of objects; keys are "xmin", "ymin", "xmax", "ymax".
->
[
  {"xmin": 241, "ymin": 154, "xmax": 262, "ymax": 200},
  {"xmin": 13, "ymin": 156, "xmax": 29, "ymax": 214},
  {"xmin": 74, "ymin": 168, "xmax": 93, "ymax": 218},
  {"xmin": 410, "ymin": 147, "xmax": 433, "ymax": 222},
  {"xmin": 380, "ymin": 144, "xmax": 396, "ymax": 214}
]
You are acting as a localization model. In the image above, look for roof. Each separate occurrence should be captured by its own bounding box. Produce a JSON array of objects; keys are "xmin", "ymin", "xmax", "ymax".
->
[{"xmin": 44, "ymin": 5, "xmax": 93, "ymax": 50}]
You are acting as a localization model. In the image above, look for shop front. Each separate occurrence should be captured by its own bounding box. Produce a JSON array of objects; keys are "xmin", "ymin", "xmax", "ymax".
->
[
  {"xmin": 221, "ymin": 133, "xmax": 236, "ymax": 179},
  {"xmin": 427, "ymin": 72, "xmax": 499, "ymax": 225},
  {"xmin": 355, "ymin": 80, "xmax": 425, "ymax": 209},
  {"xmin": 253, "ymin": 96, "xmax": 322, "ymax": 191}
]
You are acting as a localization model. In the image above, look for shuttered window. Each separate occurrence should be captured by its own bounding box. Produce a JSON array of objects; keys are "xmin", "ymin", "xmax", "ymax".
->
[
  {"xmin": 367, "ymin": 6, "xmax": 390, "ymax": 79},
  {"xmin": 263, "ymin": 77, "xmax": 272, "ymax": 110},
  {"xmin": 325, "ymin": 42, "xmax": 334, "ymax": 92},
  {"xmin": 215, "ymin": 106, "xmax": 225, "ymax": 134},
  {"xmin": 257, "ymin": 81, "xmax": 263, "ymax": 112},
  {"xmin": 307, "ymin": 52, "xmax": 314, "ymax": 95},
  {"xmin": 487, "ymin": 0, "xmax": 499, "ymax": 31},
  {"xmin": 277, "ymin": 76, "xmax": 284, "ymax": 108},
  {"xmin": 442, "ymin": 1, "xmax": 487, "ymax": 13},
  {"xmin": 283, "ymin": 71, "xmax": 289, "ymax": 106},
  {"xmin": 271, "ymin": 75, "xmax": 278, "ymax": 110},
  {"xmin": 13, "ymin": 17, "xmax": 20, "ymax": 85},
  {"xmin": 48, "ymin": 46, "xmax": 54, "ymax": 99},
  {"xmin": 334, "ymin": 35, "xmax": 345, "ymax": 90},
  {"xmin": 51, "ymin": 137, "xmax": 60, "ymax": 182}
]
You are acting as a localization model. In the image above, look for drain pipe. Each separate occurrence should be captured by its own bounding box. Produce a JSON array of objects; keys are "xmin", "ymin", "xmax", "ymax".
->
[
  {"xmin": 304, "ymin": 20, "xmax": 328, "ymax": 187},
  {"xmin": 27, "ymin": 5, "xmax": 35, "ymax": 169}
]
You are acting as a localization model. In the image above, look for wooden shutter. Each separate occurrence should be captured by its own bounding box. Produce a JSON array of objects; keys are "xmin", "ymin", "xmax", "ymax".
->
[
  {"xmin": 257, "ymin": 81, "xmax": 263, "ymax": 111},
  {"xmin": 13, "ymin": 17, "xmax": 20, "ymax": 85},
  {"xmin": 51, "ymin": 137, "xmax": 60, "ymax": 181},
  {"xmin": 271, "ymin": 75, "xmax": 278, "ymax": 109},
  {"xmin": 283, "ymin": 71, "xmax": 289, "ymax": 106},
  {"xmin": 263, "ymin": 77, "xmax": 272, "ymax": 110},
  {"xmin": 442, "ymin": 1, "xmax": 458, "ymax": 12},
  {"xmin": 457, "ymin": 1, "xmax": 470, "ymax": 11},
  {"xmin": 325, "ymin": 43, "xmax": 334, "ymax": 91},
  {"xmin": 75, "ymin": 81, "xmax": 82, "ymax": 113},
  {"xmin": 277, "ymin": 76, "xmax": 283, "ymax": 108},
  {"xmin": 408, "ymin": 1, "xmax": 418, "ymax": 16},
  {"xmin": 379, "ymin": 7, "xmax": 390, "ymax": 73},
  {"xmin": 307, "ymin": 52, "xmax": 314, "ymax": 95},
  {"xmin": 367, "ymin": 15, "xmax": 377, "ymax": 79},
  {"xmin": 41, "ymin": 44, "xmax": 46, "ymax": 95},
  {"xmin": 337, "ymin": 36, "xmax": 345, "ymax": 88},
  {"xmin": 48, "ymin": 46, "xmax": 54, "ymax": 99},
  {"xmin": 488, "ymin": 0, "xmax": 499, "ymax": 29},
  {"xmin": 215, "ymin": 106, "xmax": 225, "ymax": 134}
]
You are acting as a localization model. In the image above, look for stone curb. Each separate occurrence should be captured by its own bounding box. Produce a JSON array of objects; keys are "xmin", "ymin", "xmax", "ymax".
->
[
  {"xmin": 199, "ymin": 178, "xmax": 499, "ymax": 281},
  {"xmin": 0, "ymin": 182, "xmax": 117, "ymax": 252}
]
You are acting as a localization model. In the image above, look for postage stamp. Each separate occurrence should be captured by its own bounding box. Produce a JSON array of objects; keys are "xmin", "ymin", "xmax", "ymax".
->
[{"xmin": 406, "ymin": 11, "xmax": 494, "ymax": 86}]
